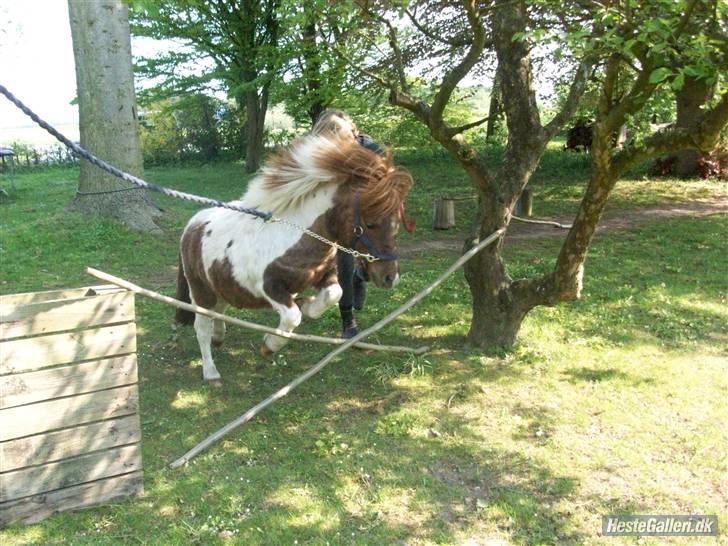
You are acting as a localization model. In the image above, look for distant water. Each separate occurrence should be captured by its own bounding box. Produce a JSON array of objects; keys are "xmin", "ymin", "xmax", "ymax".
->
[{"xmin": 0, "ymin": 123, "xmax": 80, "ymax": 146}]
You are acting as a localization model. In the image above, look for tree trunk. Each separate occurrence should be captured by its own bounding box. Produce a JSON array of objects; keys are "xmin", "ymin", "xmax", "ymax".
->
[
  {"xmin": 485, "ymin": 65, "xmax": 503, "ymax": 141},
  {"xmin": 244, "ymin": 89, "xmax": 267, "ymax": 173},
  {"xmin": 302, "ymin": 8, "xmax": 326, "ymax": 125},
  {"xmin": 67, "ymin": 0, "xmax": 160, "ymax": 231},
  {"xmin": 461, "ymin": 1, "xmax": 557, "ymax": 348},
  {"xmin": 199, "ymin": 96, "xmax": 220, "ymax": 161},
  {"xmin": 674, "ymin": 76, "xmax": 715, "ymax": 177},
  {"xmin": 464, "ymin": 241, "xmax": 526, "ymax": 347}
]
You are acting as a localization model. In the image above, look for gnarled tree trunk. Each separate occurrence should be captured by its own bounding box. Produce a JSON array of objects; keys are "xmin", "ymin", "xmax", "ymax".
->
[
  {"xmin": 244, "ymin": 87, "xmax": 267, "ymax": 173},
  {"xmin": 674, "ymin": 76, "xmax": 715, "ymax": 177},
  {"xmin": 67, "ymin": 0, "xmax": 160, "ymax": 231}
]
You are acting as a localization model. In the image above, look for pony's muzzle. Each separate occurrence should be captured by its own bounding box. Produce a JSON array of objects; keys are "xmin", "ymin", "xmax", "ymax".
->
[
  {"xmin": 383, "ymin": 272, "xmax": 400, "ymax": 289},
  {"xmin": 370, "ymin": 263, "xmax": 400, "ymax": 289}
]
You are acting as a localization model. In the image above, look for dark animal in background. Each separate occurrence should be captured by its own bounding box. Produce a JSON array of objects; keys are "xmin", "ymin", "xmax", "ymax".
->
[{"xmin": 565, "ymin": 119, "xmax": 593, "ymax": 152}]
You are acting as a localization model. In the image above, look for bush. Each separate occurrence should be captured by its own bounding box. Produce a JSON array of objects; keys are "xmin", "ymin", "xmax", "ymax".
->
[{"xmin": 139, "ymin": 95, "xmax": 245, "ymax": 165}]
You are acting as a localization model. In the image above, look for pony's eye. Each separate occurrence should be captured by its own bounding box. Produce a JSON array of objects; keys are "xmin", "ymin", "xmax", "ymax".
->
[{"xmin": 366, "ymin": 223, "xmax": 378, "ymax": 230}]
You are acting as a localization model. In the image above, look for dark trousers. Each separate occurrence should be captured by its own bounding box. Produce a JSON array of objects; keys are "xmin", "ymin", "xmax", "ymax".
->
[{"xmin": 337, "ymin": 251, "xmax": 355, "ymax": 313}]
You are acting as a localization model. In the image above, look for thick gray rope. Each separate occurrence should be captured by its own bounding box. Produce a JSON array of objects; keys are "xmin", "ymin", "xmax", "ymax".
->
[{"xmin": 0, "ymin": 84, "xmax": 273, "ymax": 221}]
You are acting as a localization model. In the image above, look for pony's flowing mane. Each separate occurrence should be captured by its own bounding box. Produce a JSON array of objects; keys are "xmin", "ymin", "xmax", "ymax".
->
[{"xmin": 241, "ymin": 133, "xmax": 412, "ymax": 218}]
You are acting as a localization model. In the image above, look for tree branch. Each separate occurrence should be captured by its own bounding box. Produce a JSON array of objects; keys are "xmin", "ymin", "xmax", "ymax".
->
[
  {"xmin": 446, "ymin": 115, "xmax": 491, "ymax": 137},
  {"xmin": 543, "ymin": 57, "xmax": 595, "ymax": 138},
  {"xmin": 603, "ymin": 58, "xmax": 657, "ymax": 135},
  {"xmin": 672, "ymin": 0, "xmax": 701, "ymax": 42},
  {"xmin": 404, "ymin": 8, "xmax": 471, "ymax": 48},
  {"xmin": 384, "ymin": 17, "xmax": 409, "ymax": 92},
  {"xmin": 611, "ymin": 91, "xmax": 728, "ymax": 176},
  {"xmin": 430, "ymin": 0, "xmax": 488, "ymax": 132},
  {"xmin": 334, "ymin": 45, "xmax": 393, "ymax": 89}
]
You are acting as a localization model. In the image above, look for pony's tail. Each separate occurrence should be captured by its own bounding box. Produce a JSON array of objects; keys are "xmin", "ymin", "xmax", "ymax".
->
[{"xmin": 175, "ymin": 253, "xmax": 195, "ymax": 325}]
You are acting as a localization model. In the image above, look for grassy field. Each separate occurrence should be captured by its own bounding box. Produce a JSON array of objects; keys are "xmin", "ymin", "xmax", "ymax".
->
[{"xmin": 0, "ymin": 148, "xmax": 726, "ymax": 545}]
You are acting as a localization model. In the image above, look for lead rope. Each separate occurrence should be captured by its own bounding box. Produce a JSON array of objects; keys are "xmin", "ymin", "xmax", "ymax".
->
[{"xmin": 0, "ymin": 83, "xmax": 379, "ymax": 262}]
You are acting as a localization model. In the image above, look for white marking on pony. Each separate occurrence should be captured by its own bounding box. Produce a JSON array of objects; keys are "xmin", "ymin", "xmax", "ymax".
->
[
  {"xmin": 392, "ymin": 273, "xmax": 401, "ymax": 288},
  {"xmin": 262, "ymin": 299, "xmax": 302, "ymax": 353},
  {"xmin": 300, "ymin": 283, "xmax": 343, "ymax": 319},
  {"xmin": 191, "ymin": 297, "xmax": 221, "ymax": 381}
]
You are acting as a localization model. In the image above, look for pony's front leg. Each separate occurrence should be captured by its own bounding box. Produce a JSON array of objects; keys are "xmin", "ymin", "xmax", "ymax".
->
[
  {"xmin": 298, "ymin": 272, "xmax": 342, "ymax": 319},
  {"xmin": 261, "ymin": 290, "xmax": 302, "ymax": 355}
]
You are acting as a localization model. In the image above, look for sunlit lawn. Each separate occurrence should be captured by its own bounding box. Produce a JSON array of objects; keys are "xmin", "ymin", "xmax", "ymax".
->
[{"xmin": 1, "ymin": 150, "xmax": 726, "ymax": 545}]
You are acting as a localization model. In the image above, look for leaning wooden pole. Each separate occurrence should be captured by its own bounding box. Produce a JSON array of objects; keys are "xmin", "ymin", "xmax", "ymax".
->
[
  {"xmin": 85, "ymin": 267, "xmax": 429, "ymax": 355},
  {"xmin": 168, "ymin": 228, "xmax": 506, "ymax": 469}
]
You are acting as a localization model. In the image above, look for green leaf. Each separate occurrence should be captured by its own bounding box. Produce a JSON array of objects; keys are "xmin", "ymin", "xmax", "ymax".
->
[
  {"xmin": 649, "ymin": 67, "xmax": 672, "ymax": 84},
  {"xmin": 512, "ymin": 32, "xmax": 527, "ymax": 42},
  {"xmin": 671, "ymin": 71, "xmax": 685, "ymax": 91}
]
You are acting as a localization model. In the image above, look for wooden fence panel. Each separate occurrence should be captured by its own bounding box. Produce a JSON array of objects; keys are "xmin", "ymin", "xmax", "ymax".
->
[
  {"xmin": 1, "ymin": 415, "xmax": 141, "ymax": 472},
  {"xmin": 0, "ymin": 471, "xmax": 143, "ymax": 526},
  {"xmin": 1, "ymin": 444, "xmax": 142, "ymax": 502},
  {"xmin": 0, "ymin": 322, "xmax": 136, "ymax": 375},
  {"xmin": 0, "ymin": 285, "xmax": 119, "ymax": 308},
  {"xmin": 1, "ymin": 290, "xmax": 134, "ymax": 340},
  {"xmin": 1, "ymin": 354, "xmax": 138, "ymax": 410},
  {"xmin": 0, "ymin": 286, "xmax": 143, "ymax": 526},
  {"xmin": 0, "ymin": 384, "xmax": 139, "ymax": 442}
]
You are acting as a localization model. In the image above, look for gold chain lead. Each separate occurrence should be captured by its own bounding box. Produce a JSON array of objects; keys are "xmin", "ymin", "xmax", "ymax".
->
[{"xmin": 268, "ymin": 217, "xmax": 379, "ymax": 263}]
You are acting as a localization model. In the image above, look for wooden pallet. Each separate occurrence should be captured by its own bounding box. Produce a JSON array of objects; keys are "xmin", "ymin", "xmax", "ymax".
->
[{"xmin": 0, "ymin": 285, "xmax": 143, "ymax": 526}]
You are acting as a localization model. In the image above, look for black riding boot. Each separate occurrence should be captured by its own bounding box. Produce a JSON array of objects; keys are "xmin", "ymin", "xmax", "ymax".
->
[
  {"xmin": 340, "ymin": 305, "xmax": 359, "ymax": 339},
  {"xmin": 353, "ymin": 266, "xmax": 368, "ymax": 311}
]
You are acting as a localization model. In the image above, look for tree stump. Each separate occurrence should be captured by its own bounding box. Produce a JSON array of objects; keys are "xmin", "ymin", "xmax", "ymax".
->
[
  {"xmin": 515, "ymin": 189, "xmax": 533, "ymax": 217},
  {"xmin": 432, "ymin": 197, "xmax": 456, "ymax": 230}
]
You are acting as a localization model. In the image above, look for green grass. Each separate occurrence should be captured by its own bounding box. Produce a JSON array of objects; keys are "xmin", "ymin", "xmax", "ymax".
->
[{"xmin": 1, "ymin": 155, "xmax": 726, "ymax": 546}]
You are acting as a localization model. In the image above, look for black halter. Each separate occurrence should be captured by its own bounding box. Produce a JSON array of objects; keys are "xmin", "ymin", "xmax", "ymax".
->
[{"xmin": 351, "ymin": 196, "xmax": 399, "ymax": 262}]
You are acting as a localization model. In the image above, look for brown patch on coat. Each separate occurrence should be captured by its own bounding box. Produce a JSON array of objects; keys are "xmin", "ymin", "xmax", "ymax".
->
[
  {"xmin": 181, "ymin": 221, "xmax": 271, "ymax": 311},
  {"xmin": 208, "ymin": 258, "xmax": 270, "ymax": 309},
  {"xmin": 264, "ymin": 213, "xmax": 339, "ymax": 306},
  {"xmin": 180, "ymin": 221, "xmax": 218, "ymax": 309}
]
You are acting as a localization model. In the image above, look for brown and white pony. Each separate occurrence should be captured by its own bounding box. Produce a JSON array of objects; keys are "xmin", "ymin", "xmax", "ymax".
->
[{"xmin": 176, "ymin": 132, "xmax": 413, "ymax": 381}]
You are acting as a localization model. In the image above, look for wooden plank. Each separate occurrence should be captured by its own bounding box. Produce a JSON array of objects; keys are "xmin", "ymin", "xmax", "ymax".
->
[
  {"xmin": 0, "ymin": 385, "xmax": 138, "ymax": 442},
  {"xmin": 0, "ymin": 322, "xmax": 136, "ymax": 375},
  {"xmin": 0, "ymin": 444, "xmax": 142, "ymax": 503},
  {"xmin": 0, "ymin": 415, "xmax": 141, "ymax": 472},
  {"xmin": 0, "ymin": 470, "xmax": 143, "ymax": 526},
  {"xmin": 1, "ymin": 291, "xmax": 135, "ymax": 340},
  {"xmin": 0, "ymin": 285, "xmax": 120, "ymax": 308},
  {"xmin": 0, "ymin": 354, "xmax": 138, "ymax": 409}
]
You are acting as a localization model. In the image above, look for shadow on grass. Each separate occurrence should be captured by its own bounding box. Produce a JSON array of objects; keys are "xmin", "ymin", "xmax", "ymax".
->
[
  {"xmin": 562, "ymin": 367, "xmax": 654, "ymax": 387},
  {"xmin": 63, "ymin": 316, "xmax": 584, "ymax": 546}
]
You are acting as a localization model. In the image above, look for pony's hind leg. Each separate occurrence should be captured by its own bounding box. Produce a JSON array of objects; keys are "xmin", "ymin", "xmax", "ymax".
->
[
  {"xmin": 211, "ymin": 303, "xmax": 228, "ymax": 347},
  {"xmin": 194, "ymin": 313, "xmax": 222, "ymax": 382}
]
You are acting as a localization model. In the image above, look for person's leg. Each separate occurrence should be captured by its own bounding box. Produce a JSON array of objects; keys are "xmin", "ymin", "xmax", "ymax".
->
[
  {"xmin": 353, "ymin": 263, "xmax": 368, "ymax": 311},
  {"xmin": 337, "ymin": 251, "xmax": 358, "ymax": 338}
]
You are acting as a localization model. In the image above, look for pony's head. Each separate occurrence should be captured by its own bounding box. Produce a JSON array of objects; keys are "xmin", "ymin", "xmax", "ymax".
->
[{"xmin": 316, "ymin": 137, "xmax": 413, "ymax": 289}]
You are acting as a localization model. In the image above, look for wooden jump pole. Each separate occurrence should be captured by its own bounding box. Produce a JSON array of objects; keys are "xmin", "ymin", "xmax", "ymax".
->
[
  {"xmin": 167, "ymin": 228, "xmax": 506, "ymax": 469},
  {"xmin": 85, "ymin": 268, "xmax": 429, "ymax": 355}
]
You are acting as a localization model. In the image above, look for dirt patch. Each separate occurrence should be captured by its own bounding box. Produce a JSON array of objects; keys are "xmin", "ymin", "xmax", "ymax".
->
[{"xmin": 399, "ymin": 199, "xmax": 727, "ymax": 256}]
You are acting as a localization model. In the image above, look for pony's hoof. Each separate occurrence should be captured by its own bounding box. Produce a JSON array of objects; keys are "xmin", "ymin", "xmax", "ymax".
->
[
  {"xmin": 206, "ymin": 379, "xmax": 223, "ymax": 388},
  {"xmin": 212, "ymin": 338, "xmax": 224, "ymax": 348},
  {"xmin": 203, "ymin": 368, "xmax": 221, "ymax": 382},
  {"xmin": 260, "ymin": 344, "xmax": 274, "ymax": 357}
]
